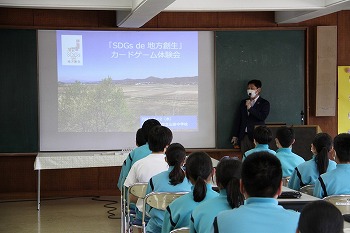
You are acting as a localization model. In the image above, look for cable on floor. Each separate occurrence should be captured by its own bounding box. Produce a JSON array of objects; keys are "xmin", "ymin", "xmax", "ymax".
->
[{"xmin": 91, "ymin": 197, "xmax": 121, "ymax": 219}]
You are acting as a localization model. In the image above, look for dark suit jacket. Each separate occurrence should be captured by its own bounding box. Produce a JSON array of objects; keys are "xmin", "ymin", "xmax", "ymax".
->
[{"xmin": 233, "ymin": 96, "xmax": 270, "ymax": 143}]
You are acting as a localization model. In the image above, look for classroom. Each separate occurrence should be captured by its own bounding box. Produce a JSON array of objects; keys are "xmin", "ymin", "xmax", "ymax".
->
[{"xmin": 0, "ymin": 1, "xmax": 350, "ymax": 232}]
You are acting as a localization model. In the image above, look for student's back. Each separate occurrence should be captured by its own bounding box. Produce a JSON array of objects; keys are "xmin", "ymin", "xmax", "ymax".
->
[
  {"xmin": 145, "ymin": 143, "xmax": 192, "ymax": 233},
  {"xmin": 190, "ymin": 158, "xmax": 244, "ymax": 233},
  {"xmin": 124, "ymin": 125, "xmax": 173, "ymax": 216},
  {"xmin": 214, "ymin": 152, "xmax": 299, "ymax": 233},
  {"xmin": 162, "ymin": 152, "xmax": 219, "ymax": 233},
  {"xmin": 313, "ymin": 133, "xmax": 350, "ymax": 198},
  {"xmin": 288, "ymin": 133, "xmax": 337, "ymax": 191},
  {"xmin": 274, "ymin": 126, "xmax": 305, "ymax": 177},
  {"xmin": 243, "ymin": 125, "xmax": 276, "ymax": 161},
  {"xmin": 117, "ymin": 144, "xmax": 151, "ymax": 190},
  {"xmin": 117, "ymin": 119, "xmax": 160, "ymax": 191}
]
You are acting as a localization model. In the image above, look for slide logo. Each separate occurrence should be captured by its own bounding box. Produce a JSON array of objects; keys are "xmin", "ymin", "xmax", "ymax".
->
[{"xmin": 61, "ymin": 35, "xmax": 83, "ymax": 65}]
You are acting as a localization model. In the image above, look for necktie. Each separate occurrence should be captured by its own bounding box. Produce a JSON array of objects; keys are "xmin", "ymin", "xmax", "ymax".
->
[{"xmin": 250, "ymin": 100, "xmax": 255, "ymax": 107}]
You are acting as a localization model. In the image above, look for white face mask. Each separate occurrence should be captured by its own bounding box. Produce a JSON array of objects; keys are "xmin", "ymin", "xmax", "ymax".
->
[{"xmin": 247, "ymin": 89, "xmax": 257, "ymax": 98}]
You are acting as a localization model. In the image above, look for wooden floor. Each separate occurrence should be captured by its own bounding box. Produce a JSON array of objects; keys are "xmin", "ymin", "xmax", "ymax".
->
[{"xmin": 0, "ymin": 196, "xmax": 121, "ymax": 233}]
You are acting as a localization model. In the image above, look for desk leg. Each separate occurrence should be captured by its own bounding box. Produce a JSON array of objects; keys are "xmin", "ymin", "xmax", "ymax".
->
[{"xmin": 37, "ymin": 170, "xmax": 40, "ymax": 211}]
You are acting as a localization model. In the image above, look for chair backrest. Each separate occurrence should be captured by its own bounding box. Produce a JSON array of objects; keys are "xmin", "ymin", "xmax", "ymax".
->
[
  {"xmin": 300, "ymin": 184, "xmax": 315, "ymax": 196},
  {"xmin": 127, "ymin": 183, "xmax": 148, "ymax": 233},
  {"xmin": 169, "ymin": 227, "xmax": 190, "ymax": 233},
  {"xmin": 141, "ymin": 192, "xmax": 189, "ymax": 232},
  {"xmin": 282, "ymin": 176, "xmax": 291, "ymax": 187},
  {"xmin": 129, "ymin": 182, "xmax": 148, "ymax": 198},
  {"xmin": 323, "ymin": 195, "xmax": 350, "ymax": 215},
  {"xmin": 145, "ymin": 192, "xmax": 188, "ymax": 211}
]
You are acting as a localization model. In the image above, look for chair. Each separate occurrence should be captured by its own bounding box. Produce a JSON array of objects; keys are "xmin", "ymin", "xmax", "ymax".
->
[
  {"xmin": 300, "ymin": 184, "xmax": 315, "ymax": 196},
  {"xmin": 126, "ymin": 182, "xmax": 148, "ymax": 233},
  {"xmin": 323, "ymin": 195, "xmax": 350, "ymax": 215},
  {"xmin": 282, "ymin": 176, "xmax": 290, "ymax": 187},
  {"xmin": 121, "ymin": 185, "xmax": 127, "ymax": 233},
  {"xmin": 169, "ymin": 227, "xmax": 190, "ymax": 233},
  {"xmin": 142, "ymin": 192, "xmax": 189, "ymax": 232}
]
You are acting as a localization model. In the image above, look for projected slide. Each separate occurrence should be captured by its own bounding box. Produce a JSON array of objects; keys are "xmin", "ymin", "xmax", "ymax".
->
[{"xmin": 57, "ymin": 31, "xmax": 198, "ymax": 133}]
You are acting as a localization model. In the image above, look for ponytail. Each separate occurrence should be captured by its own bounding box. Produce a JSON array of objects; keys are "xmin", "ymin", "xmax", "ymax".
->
[
  {"xmin": 166, "ymin": 143, "xmax": 186, "ymax": 185},
  {"xmin": 185, "ymin": 152, "xmax": 213, "ymax": 203},
  {"xmin": 216, "ymin": 158, "xmax": 244, "ymax": 208},
  {"xmin": 312, "ymin": 133, "xmax": 332, "ymax": 175},
  {"xmin": 226, "ymin": 178, "xmax": 245, "ymax": 208},
  {"xmin": 193, "ymin": 176, "xmax": 207, "ymax": 202},
  {"xmin": 169, "ymin": 163, "xmax": 185, "ymax": 185},
  {"xmin": 316, "ymin": 147, "xmax": 329, "ymax": 175}
]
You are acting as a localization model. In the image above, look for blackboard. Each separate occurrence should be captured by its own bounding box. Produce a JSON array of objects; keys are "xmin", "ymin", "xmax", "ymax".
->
[
  {"xmin": 0, "ymin": 29, "xmax": 38, "ymax": 152},
  {"xmin": 216, "ymin": 30, "xmax": 305, "ymax": 149}
]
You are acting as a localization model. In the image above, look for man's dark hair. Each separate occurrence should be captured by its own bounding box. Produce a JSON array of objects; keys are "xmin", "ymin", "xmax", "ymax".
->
[
  {"xmin": 276, "ymin": 126, "xmax": 295, "ymax": 148},
  {"xmin": 334, "ymin": 133, "xmax": 350, "ymax": 163},
  {"xmin": 241, "ymin": 151, "xmax": 282, "ymax": 197},
  {"xmin": 248, "ymin": 79, "xmax": 262, "ymax": 88},
  {"xmin": 148, "ymin": 125, "xmax": 173, "ymax": 152},
  {"xmin": 253, "ymin": 126, "xmax": 272, "ymax": 144},
  {"xmin": 141, "ymin": 119, "xmax": 161, "ymax": 142}
]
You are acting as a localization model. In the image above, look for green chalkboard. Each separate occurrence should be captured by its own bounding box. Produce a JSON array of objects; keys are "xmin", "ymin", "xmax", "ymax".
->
[
  {"xmin": 0, "ymin": 29, "xmax": 38, "ymax": 152},
  {"xmin": 216, "ymin": 30, "xmax": 305, "ymax": 149}
]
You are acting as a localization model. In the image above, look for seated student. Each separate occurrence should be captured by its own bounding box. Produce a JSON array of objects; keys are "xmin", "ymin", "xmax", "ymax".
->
[
  {"xmin": 213, "ymin": 152, "xmax": 300, "ymax": 233},
  {"xmin": 117, "ymin": 119, "xmax": 161, "ymax": 191},
  {"xmin": 297, "ymin": 200, "xmax": 343, "ymax": 233},
  {"xmin": 190, "ymin": 157, "xmax": 244, "ymax": 233},
  {"xmin": 242, "ymin": 125, "xmax": 276, "ymax": 161},
  {"xmin": 313, "ymin": 133, "xmax": 350, "ymax": 198},
  {"xmin": 162, "ymin": 152, "xmax": 219, "ymax": 233},
  {"xmin": 144, "ymin": 143, "xmax": 192, "ymax": 233},
  {"xmin": 275, "ymin": 126, "xmax": 305, "ymax": 177},
  {"xmin": 288, "ymin": 133, "xmax": 337, "ymax": 191},
  {"xmin": 136, "ymin": 127, "xmax": 147, "ymax": 147},
  {"xmin": 124, "ymin": 125, "xmax": 173, "ymax": 218}
]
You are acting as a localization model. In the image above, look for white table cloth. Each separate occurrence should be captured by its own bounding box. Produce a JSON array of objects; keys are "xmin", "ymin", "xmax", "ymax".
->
[{"xmin": 34, "ymin": 151, "xmax": 128, "ymax": 210}]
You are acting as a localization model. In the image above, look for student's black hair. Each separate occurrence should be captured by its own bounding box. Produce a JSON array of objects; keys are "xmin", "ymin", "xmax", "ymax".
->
[
  {"xmin": 276, "ymin": 126, "xmax": 295, "ymax": 148},
  {"xmin": 298, "ymin": 200, "xmax": 343, "ymax": 233},
  {"xmin": 247, "ymin": 79, "xmax": 262, "ymax": 88},
  {"xmin": 141, "ymin": 119, "xmax": 161, "ymax": 142},
  {"xmin": 216, "ymin": 158, "xmax": 245, "ymax": 208},
  {"xmin": 185, "ymin": 152, "xmax": 213, "ymax": 202},
  {"xmin": 241, "ymin": 151, "xmax": 282, "ymax": 197},
  {"xmin": 253, "ymin": 125, "xmax": 272, "ymax": 144},
  {"xmin": 312, "ymin": 133, "xmax": 332, "ymax": 175},
  {"xmin": 148, "ymin": 125, "xmax": 173, "ymax": 153},
  {"xmin": 166, "ymin": 143, "xmax": 186, "ymax": 185},
  {"xmin": 136, "ymin": 128, "xmax": 147, "ymax": 147},
  {"xmin": 333, "ymin": 133, "xmax": 350, "ymax": 163}
]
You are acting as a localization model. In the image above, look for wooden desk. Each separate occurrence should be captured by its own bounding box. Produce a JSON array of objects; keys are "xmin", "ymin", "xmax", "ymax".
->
[{"xmin": 34, "ymin": 151, "xmax": 128, "ymax": 210}]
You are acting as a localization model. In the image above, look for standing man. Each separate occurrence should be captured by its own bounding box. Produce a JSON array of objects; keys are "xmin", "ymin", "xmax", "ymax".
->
[{"xmin": 231, "ymin": 79, "xmax": 270, "ymax": 153}]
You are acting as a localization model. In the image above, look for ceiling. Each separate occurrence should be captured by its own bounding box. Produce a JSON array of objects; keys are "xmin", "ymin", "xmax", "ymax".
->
[{"xmin": 1, "ymin": 0, "xmax": 350, "ymax": 27}]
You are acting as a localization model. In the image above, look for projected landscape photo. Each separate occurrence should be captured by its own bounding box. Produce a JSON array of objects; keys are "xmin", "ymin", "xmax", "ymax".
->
[
  {"xmin": 57, "ymin": 30, "xmax": 199, "ymax": 132},
  {"xmin": 58, "ymin": 76, "xmax": 198, "ymax": 132}
]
